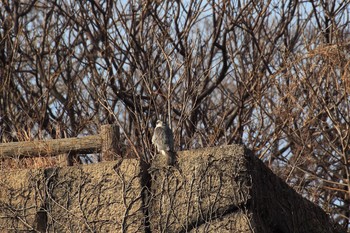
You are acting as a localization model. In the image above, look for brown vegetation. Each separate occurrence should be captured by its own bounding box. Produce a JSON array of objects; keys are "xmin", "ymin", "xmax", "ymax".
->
[{"xmin": 1, "ymin": 0, "xmax": 350, "ymax": 230}]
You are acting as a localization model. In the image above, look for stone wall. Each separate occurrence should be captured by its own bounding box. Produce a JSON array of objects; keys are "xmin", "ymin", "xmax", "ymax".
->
[{"xmin": 0, "ymin": 145, "xmax": 342, "ymax": 232}]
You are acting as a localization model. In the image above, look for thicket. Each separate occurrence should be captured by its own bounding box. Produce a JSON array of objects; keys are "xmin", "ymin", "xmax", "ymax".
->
[{"xmin": 1, "ymin": 0, "xmax": 349, "ymax": 229}]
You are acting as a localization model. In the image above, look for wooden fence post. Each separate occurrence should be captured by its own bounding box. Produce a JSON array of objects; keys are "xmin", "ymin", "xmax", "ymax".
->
[{"xmin": 100, "ymin": 124, "xmax": 120, "ymax": 161}]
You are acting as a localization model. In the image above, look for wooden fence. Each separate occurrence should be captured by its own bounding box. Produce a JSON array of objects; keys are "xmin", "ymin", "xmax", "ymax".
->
[{"xmin": 0, "ymin": 124, "xmax": 120, "ymax": 164}]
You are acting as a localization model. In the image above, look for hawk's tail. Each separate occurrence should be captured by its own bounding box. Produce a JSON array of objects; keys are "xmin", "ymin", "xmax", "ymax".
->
[{"xmin": 167, "ymin": 151, "xmax": 177, "ymax": 166}]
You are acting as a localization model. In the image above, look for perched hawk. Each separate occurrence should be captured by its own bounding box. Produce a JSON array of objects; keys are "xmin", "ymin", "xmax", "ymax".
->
[{"xmin": 152, "ymin": 120, "xmax": 176, "ymax": 165}]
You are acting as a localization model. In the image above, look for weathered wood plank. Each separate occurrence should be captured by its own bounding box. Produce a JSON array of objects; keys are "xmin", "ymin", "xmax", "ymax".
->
[
  {"xmin": 101, "ymin": 124, "xmax": 120, "ymax": 161},
  {"xmin": 0, "ymin": 135, "xmax": 102, "ymax": 159}
]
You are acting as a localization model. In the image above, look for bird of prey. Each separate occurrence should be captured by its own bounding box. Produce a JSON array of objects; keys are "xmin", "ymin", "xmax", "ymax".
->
[{"xmin": 152, "ymin": 120, "xmax": 176, "ymax": 165}]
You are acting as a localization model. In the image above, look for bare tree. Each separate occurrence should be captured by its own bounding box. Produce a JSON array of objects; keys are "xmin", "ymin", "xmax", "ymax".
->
[{"xmin": 1, "ymin": 0, "xmax": 350, "ymax": 229}]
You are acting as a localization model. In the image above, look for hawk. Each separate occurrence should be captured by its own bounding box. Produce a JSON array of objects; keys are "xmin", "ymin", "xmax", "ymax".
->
[{"xmin": 152, "ymin": 120, "xmax": 176, "ymax": 165}]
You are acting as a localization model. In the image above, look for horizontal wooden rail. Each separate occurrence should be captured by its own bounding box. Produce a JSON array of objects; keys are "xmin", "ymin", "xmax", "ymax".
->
[
  {"xmin": 0, "ymin": 135, "xmax": 101, "ymax": 159},
  {"xmin": 0, "ymin": 124, "xmax": 119, "ymax": 160}
]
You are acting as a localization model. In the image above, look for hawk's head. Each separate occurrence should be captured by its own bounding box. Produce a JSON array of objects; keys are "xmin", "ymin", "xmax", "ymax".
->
[{"xmin": 156, "ymin": 120, "xmax": 165, "ymax": 127}]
